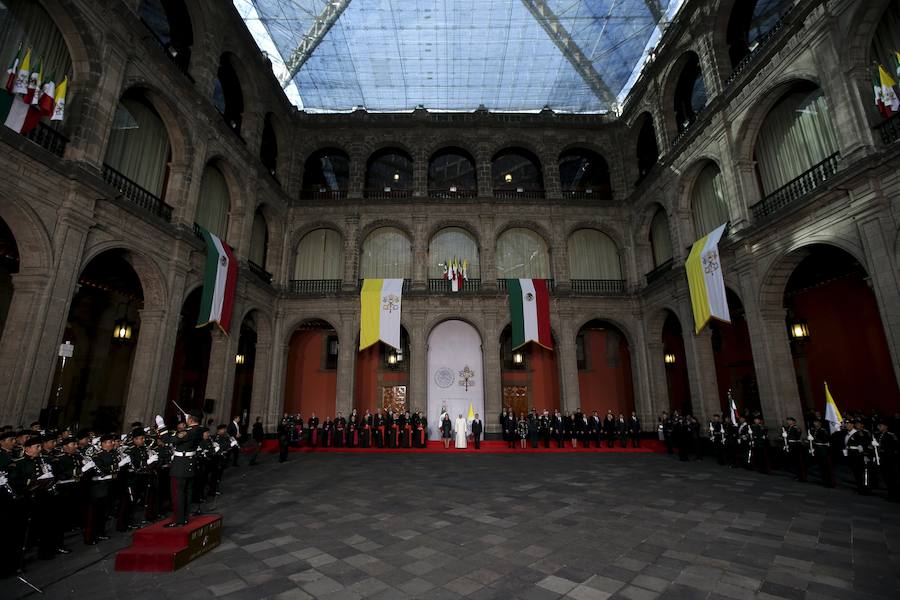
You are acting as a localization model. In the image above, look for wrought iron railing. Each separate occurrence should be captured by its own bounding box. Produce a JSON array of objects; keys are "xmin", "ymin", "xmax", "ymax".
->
[
  {"xmin": 102, "ymin": 164, "xmax": 173, "ymax": 221},
  {"xmin": 750, "ymin": 153, "xmax": 841, "ymax": 221},
  {"xmin": 723, "ymin": 10, "xmax": 790, "ymax": 89},
  {"xmin": 363, "ymin": 189, "xmax": 412, "ymax": 199},
  {"xmin": 302, "ymin": 190, "xmax": 347, "ymax": 201},
  {"xmin": 570, "ymin": 279, "xmax": 626, "ymax": 294},
  {"xmin": 493, "ymin": 189, "xmax": 544, "ymax": 199},
  {"xmin": 248, "ymin": 261, "xmax": 272, "ymax": 285},
  {"xmin": 428, "ymin": 278, "xmax": 481, "ymax": 292},
  {"xmin": 428, "ymin": 188, "xmax": 478, "ymax": 199},
  {"xmin": 645, "ymin": 259, "xmax": 674, "ymax": 285},
  {"xmin": 496, "ymin": 278, "xmax": 554, "ymax": 292},
  {"xmin": 358, "ymin": 279, "xmax": 410, "ymax": 291},
  {"xmin": 561, "ymin": 189, "xmax": 612, "ymax": 200},
  {"xmin": 287, "ymin": 279, "xmax": 342, "ymax": 294},
  {"xmin": 875, "ymin": 113, "xmax": 900, "ymax": 145},
  {"xmin": 24, "ymin": 122, "xmax": 68, "ymax": 157}
]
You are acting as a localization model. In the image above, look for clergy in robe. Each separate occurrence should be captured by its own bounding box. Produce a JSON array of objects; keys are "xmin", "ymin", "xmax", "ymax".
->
[
  {"xmin": 334, "ymin": 412, "xmax": 346, "ymax": 447},
  {"xmin": 360, "ymin": 410, "xmax": 371, "ymax": 448},
  {"xmin": 307, "ymin": 413, "xmax": 319, "ymax": 447},
  {"xmin": 415, "ymin": 412, "xmax": 427, "ymax": 448},
  {"xmin": 386, "ymin": 411, "xmax": 397, "ymax": 448},
  {"xmin": 322, "ymin": 417, "xmax": 333, "ymax": 447},
  {"xmin": 400, "ymin": 412, "xmax": 412, "ymax": 448},
  {"xmin": 454, "ymin": 414, "xmax": 468, "ymax": 449},
  {"xmin": 374, "ymin": 410, "xmax": 385, "ymax": 448},
  {"xmin": 348, "ymin": 409, "xmax": 359, "ymax": 447}
]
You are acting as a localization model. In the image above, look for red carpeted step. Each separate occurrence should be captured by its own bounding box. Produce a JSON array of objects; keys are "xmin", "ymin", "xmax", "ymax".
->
[
  {"xmin": 258, "ymin": 439, "xmax": 667, "ymax": 453},
  {"xmin": 115, "ymin": 514, "xmax": 223, "ymax": 572}
]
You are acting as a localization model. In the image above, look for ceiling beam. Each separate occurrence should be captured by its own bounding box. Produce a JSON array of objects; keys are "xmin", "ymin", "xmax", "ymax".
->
[
  {"xmin": 644, "ymin": 0, "xmax": 662, "ymax": 23},
  {"xmin": 519, "ymin": 0, "xmax": 618, "ymax": 108},
  {"xmin": 280, "ymin": 0, "xmax": 352, "ymax": 87}
]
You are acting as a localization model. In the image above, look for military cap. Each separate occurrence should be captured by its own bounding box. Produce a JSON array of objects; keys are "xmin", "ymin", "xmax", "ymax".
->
[
  {"xmin": 23, "ymin": 436, "xmax": 42, "ymax": 447},
  {"xmin": 130, "ymin": 428, "xmax": 146, "ymax": 439},
  {"xmin": 99, "ymin": 433, "xmax": 118, "ymax": 443},
  {"xmin": 189, "ymin": 410, "xmax": 203, "ymax": 421},
  {"xmin": 76, "ymin": 429, "xmax": 91, "ymax": 440},
  {"xmin": 0, "ymin": 431, "xmax": 16, "ymax": 441},
  {"xmin": 60, "ymin": 436, "xmax": 77, "ymax": 445},
  {"xmin": 786, "ymin": 417, "xmax": 796, "ymax": 422}
]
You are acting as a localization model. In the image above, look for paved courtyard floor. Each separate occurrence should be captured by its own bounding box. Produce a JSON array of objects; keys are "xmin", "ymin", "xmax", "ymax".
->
[{"xmin": 9, "ymin": 452, "xmax": 900, "ymax": 600}]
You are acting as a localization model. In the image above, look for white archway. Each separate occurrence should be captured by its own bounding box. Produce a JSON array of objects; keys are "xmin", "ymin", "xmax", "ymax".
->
[{"xmin": 426, "ymin": 320, "xmax": 484, "ymax": 440}]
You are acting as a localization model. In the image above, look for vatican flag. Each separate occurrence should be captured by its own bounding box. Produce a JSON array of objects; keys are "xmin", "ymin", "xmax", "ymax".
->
[
  {"xmin": 824, "ymin": 382, "xmax": 843, "ymax": 434},
  {"xmin": 686, "ymin": 223, "xmax": 730, "ymax": 334},
  {"xmin": 467, "ymin": 401, "xmax": 475, "ymax": 421},
  {"xmin": 359, "ymin": 278, "xmax": 404, "ymax": 351}
]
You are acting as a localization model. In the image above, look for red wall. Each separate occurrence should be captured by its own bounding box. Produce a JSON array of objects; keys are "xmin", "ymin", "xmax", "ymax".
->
[
  {"xmin": 578, "ymin": 329, "xmax": 634, "ymax": 416},
  {"xmin": 502, "ymin": 344, "xmax": 560, "ymax": 411},
  {"xmin": 790, "ymin": 277, "xmax": 900, "ymax": 415},
  {"xmin": 353, "ymin": 343, "xmax": 409, "ymax": 413},
  {"xmin": 284, "ymin": 330, "xmax": 337, "ymax": 419},
  {"xmin": 711, "ymin": 316, "xmax": 759, "ymax": 416}
]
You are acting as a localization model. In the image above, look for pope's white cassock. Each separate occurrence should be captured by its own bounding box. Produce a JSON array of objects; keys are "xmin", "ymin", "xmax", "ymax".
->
[{"xmin": 454, "ymin": 415, "xmax": 468, "ymax": 449}]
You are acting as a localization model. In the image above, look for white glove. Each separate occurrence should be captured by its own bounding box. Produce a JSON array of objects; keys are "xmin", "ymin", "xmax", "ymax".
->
[
  {"xmin": 213, "ymin": 442, "xmax": 221, "ymax": 452},
  {"xmin": 0, "ymin": 474, "xmax": 7, "ymax": 486},
  {"xmin": 807, "ymin": 433, "xmax": 814, "ymax": 441},
  {"xmin": 230, "ymin": 439, "xmax": 238, "ymax": 448},
  {"xmin": 92, "ymin": 437, "xmax": 100, "ymax": 446},
  {"xmin": 38, "ymin": 471, "xmax": 55, "ymax": 480},
  {"xmin": 872, "ymin": 440, "xmax": 880, "ymax": 448},
  {"xmin": 121, "ymin": 434, "xmax": 128, "ymax": 441},
  {"xmin": 147, "ymin": 452, "xmax": 159, "ymax": 465},
  {"xmin": 781, "ymin": 431, "xmax": 788, "ymax": 438},
  {"xmin": 183, "ymin": 412, "xmax": 189, "ymax": 422},
  {"xmin": 82, "ymin": 460, "xmax": 95, "ymax": 472},
  {"xmin": 155, "ymin": 415, "xmax": 166, "ymax": 429},
  {"xmin": 118, "ymin": 455, "xmax": 132, "ymax": 467}
]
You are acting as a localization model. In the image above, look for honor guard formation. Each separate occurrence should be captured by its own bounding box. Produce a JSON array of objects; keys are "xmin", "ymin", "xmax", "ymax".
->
[
  {"xmin": 0, "ymin": 411, "xmax": 247, "ymax": 578},
  {"xmin": 655, "ymin": 409, "xmax": 900, "ymax": 501}
]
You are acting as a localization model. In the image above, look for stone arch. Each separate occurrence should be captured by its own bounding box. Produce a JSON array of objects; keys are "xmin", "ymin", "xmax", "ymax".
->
[
  {"xmin": 78, "ymin": 242, "xmax": 168, "ymax": 310},
  {"xmin": 290, "ymin": 220, "xmax": 346, "ymax": 252},
  {"xmin": 645, "ymin": 305, "xmax": 685, "ymax": 343},
  {"xmin": 282, "ymin": 315, "xmax": 343, "ymax": 347},
  {"xmin": 237, "ymin": 306, "xmax": 274, "ymax": 344},
  {"xmin": 494, "ymin": 219, "xmax": 553, "ymax": 249},
  {"xmin": 845, "ymin": 0, "xmax": 895, "ymax": 70},
  {"xmin": 732, "ymin": 75, "xmax": 825, "ymax": 165},
  {"xmin": 425, "ymin": 142, "xmax": 479, "ymax": 162},
  {"xmin": 758, "ymin": 237, "xmax": 869, "ymax": 312},
  {"xmin": 0, "ymin": 199, "xmax": 53, "ymax": 273},
  {"xmin": 364, "ymin": 141, "xmax": 416, "ymax": 160},
  {"xmin": 489, "ymin": 139, "xmax": 544, "ymax": 163},
  {"xmin": 424, "ymin": 314, "xmax": 487, "ymax": 345},
  {"xmin": 426, "ymin": 220, "xmax": 483, "ymax": 250},
  {"xmin": 677, "ymin": 155, "xmax": 726, "ymax": 213},
  {"xmin": 115, "ymin": 81, "xmax": 193, "ymax": 171},
  {"xmin": 357, "ymin": 219, "xmax": 415, "ymax": 248},
  {"xmin": 216, "ymin": 50, "xmax": 257, "ymax": 122},
  {"xmin": 659, "ymin": 49, "xmax": 706, "ymax": 140},
  {"xmin": 563, "ymin": 221, "xmax": 626, "ymax": 252},
  {"xmin": 199, "ymin": 152, "xmax": 247, "ymax": 220},
  {"xmin": 572, "ymin": 314, "xmax": 638, "ymax": 353}
]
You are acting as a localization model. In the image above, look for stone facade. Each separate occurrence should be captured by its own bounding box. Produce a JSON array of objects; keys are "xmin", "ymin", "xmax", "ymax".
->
[{"xmin": 0, "ymin": 0, "xmax": 898, "ymax": 435}]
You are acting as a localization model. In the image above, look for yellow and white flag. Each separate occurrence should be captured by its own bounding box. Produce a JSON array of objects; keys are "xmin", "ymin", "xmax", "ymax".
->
[
  {"xmin": 824, "ymin": 382, "xmax": 842, "ymax": 434},
  {"xmin": 686, "ymin": 223, "xmax": 730, "ymax": 334},
  {"xmin": 360, "ymin": 278, "xmax": 404, "ymax": 351}
]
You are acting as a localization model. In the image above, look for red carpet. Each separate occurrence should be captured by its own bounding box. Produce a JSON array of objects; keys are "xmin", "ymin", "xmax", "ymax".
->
[
  {"xmin": 256, "ymin": 439, "xmax": 665, "ymax": 454},
  {"xmin": 115, "ymin": 515, "xmax": 222, "ymax": 572}
]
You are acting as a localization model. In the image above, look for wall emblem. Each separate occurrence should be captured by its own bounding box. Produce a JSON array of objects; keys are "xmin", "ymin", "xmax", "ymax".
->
[
  {"xmin": 525, "ymin": 292, "xmax": 534, "ymax": 302},
  {"xmin": 458, "ymin": 365, "xmax": 476, "ymax": 391},
  {"xmin": 434, "ymin": 367, "xmax": 455, "ymax": 388}
]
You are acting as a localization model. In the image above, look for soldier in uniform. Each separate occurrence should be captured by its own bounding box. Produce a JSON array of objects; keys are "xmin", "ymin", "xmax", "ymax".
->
[
  {"xmin": 163, "ymin": 411, "xmax": 204, "ymax": 527},
  {"xmin": 709, "ymin": 414, "xmax": 725, "ymax": 464},
  {"xmin": 782, "ymin": 417, "xmax": 807, "ymax": 482},
  {"xmin": 874, "ymin": 421, "xmax": 899, "ymax": 502},
  {"xmin": 539, "ymin": 410, "xmax": 551, "ymax": 448},
  {"xmin": 53, "ymin": 436, "xmax": 84, "ymax": 536},
  {"xmin": 808, "ymin": 419, "xmax": 835, "ymax": 488},
  {"xmin": 277, "ymin": 416, "xmax": 291, "ymax": 463},
  {"xmin": 736, "ymin": 415, "xmax": 752, "ymax": 468},
  {"xmin": 846, "ymin": 418, "xmax": 873, "ymax": 495},
  {"xmin": 0, "ymin": 430, "xmax": 25, "ymax": 576},
  {"xmin": 10, "ymin": 435, "xmax": 63, "ymax": 560},
  {"xmin": 750, "ymin": 415, "xmax": 770, "ymax": 473},
  {"xmin": 83, "ymin": 434, "xmax": 119, "ymax": 544},
  {"xmin": 629, "ymin": 412, "xmax": 641, "ymax": 448}
]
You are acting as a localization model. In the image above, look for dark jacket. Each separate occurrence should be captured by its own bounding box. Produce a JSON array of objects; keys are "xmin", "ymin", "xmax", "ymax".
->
[
  {"xmin": 164, "ymin": 426, "xmax": 204, "ymax": 478},
  {"xmin": 471, "ymin": 419, "xmax": 483, "ymax": 437}
]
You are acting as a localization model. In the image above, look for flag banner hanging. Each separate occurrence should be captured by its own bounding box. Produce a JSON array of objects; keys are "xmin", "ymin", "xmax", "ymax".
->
[
  {"xmin": 196, "ymin": 228, "xmax": 238, "ymax": 335},
  {"xmin": 824, "ymin": 382, "xmax": 842, "ymax": 434},
  {"xmin": 359, "ymin": 278, "xmax": 404, "ymax": 351},
  {"xmin": 506, "ymin": 279, "xmax": 552, "ymax": 350},
  {"xmin": 728, "ymin": 390, "xmax": 738, "ymax": 427},
  {"xmin": 686, "ymin": 223, "xmax": 730, "ymax": 334}
]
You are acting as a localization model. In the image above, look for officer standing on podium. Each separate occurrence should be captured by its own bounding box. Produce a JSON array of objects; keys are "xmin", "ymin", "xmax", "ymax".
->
[{"xmin": 163, "ymin": 411, "xmax": 204, "ymax": 527}]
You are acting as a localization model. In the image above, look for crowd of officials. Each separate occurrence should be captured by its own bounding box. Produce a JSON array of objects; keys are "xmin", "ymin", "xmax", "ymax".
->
[
  {"xmin": 656, "ymin": 409, "xmax": 900, "ymax": 502},
  {"xmin": 0, "ymin": 412, "xmax": 257, "ymax": 578}
]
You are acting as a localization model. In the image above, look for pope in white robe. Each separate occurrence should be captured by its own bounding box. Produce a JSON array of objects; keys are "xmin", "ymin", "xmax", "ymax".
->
[{"xmin": 454, "ymin": 414, "xmax": 468, "ymax": 449}]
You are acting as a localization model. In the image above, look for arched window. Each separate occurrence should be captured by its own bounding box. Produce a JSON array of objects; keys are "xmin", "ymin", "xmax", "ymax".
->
[
  {"xmin": 260, "ymin": 113, "xmax": 278, "ymax": 177},
  {"xmin": 294, "ymin": 229, "xmax": 343, "ymax": 279},
  {"xmin": 104, "ymin": 95, "xmax": 171, "ymax": 197},
  {"xmin": 567, "ymin": 229, "xmax": 622, "ymax": 280},
  {"xmin": 726, "ymin": 0, "xmax": 794, "ymax": 68},
  {"xmin": 649, "ymin": 209, "xmax": 673, "ymax": 267},
  {"xmin": 673, "ymin": 53, "xmax": 706, "ymax": 132},
  {"xmin": 636, "ymin": 114, "xmax": 659, "ymax": 181},
  {"xmin": 691, "ymin": 163, "xmax": 729, "ymax": 236},
  {"xmin": 754, "ymin": 84, "xmax": 838, "ymax": 196},
  {"xmin": 213, "ymin": 54, "xmax": 243, "ymax": 133},
  {"xmin": 302, "ymin": 148, "xmax": 350, "ymax": 198},
  {"xmin": 870, "ymin": 1, "xmax": 900, "ymax": 76},
  {"xmin": 249, "ymin": 208, "xmax": 268, "ymax": 268},
  {"xmin": 138, "ymin": 0, "xmax": 193, "ymax": 72},
  {"xmin": 558, "ymin": 149, "xmax": 612, "ymax": 199},
  {"xmin": 365, "ymin": 148, "xmax": 412, "ymax": 197},
  {"xmin": 195, "ymin": 164, "xmax": 229, "ymax": 239},
  {"xmin": 0, "ymin": 0, "xmax": 73, "ymax": 131},
  {"xmin": 360, "ymin": 227, "xmax": 411, "ymax": 278},
  {"xmin": 492, "ymin": 148, "xmax": 543, "ymax": 196},
  {"xmin": 428, "ymin": 148, "xmax": 477, "ymax": 196},
  {"xmin": 428, "ymin": 227, "xmax": 480, "ymax": 278},
  {"xmin": 496, "ymin": 228, "xmax": 550, "ymax": 278}
]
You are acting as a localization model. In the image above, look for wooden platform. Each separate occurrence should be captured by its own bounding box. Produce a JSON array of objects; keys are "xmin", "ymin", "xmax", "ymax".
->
[{"xmin": 114, "ymin": 515, "xmax": 222, "ymax": 572}]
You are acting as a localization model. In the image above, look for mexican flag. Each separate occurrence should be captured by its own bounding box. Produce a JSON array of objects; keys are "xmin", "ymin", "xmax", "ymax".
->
[
  {"xmin": 196, "ymin": 228, "xmax": 238, "ymax": 334},
  {"xmin": 506, "ymin": 279, "xmax": 552, "ymax": 350},
  {"xmin": 5, "ymin": 47, "xmax": 21, "ymax": 92},
  {"xmin": 3, "ymin": 91, "xmax": 41, "ymax": 134}
]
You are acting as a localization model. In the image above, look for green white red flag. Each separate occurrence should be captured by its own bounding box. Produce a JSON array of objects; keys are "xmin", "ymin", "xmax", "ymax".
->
[
  {"xmin": 506, "ymin": 278, "xmax": 552, "ymax": 350},
  {"xmin": 197, "ymin": 227, "xmax": 238, "ymax": 334}
]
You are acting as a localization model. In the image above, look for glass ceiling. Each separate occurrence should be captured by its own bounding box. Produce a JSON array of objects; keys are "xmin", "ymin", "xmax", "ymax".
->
[{"xmin": 236, "ymin": 0, "xmax": 684, "ymax": 113}]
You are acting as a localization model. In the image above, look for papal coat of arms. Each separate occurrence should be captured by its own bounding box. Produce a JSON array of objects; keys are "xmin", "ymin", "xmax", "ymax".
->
[
  {"xmin": 382, "ymin": 293, "xmax": 401, "ymax": 313},
  {"xmin": 458, "ymin": 365, "xmax": 476, "ymax": 391},
  {"xmin": 702, "ymin": 250, "xmax": 720, "ymax": 274}
]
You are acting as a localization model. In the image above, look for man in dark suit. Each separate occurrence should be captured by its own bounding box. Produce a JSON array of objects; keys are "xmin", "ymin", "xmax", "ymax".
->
[
  {"xmin": 227, "ymin": 416, "xmax": 242, "ymax": 466},
  {"xmin": 163, "ymin": 412, "xmax": 204, "ymax": 527},
  {"xmin": 471, "ymin": 414, "xmax": 483, "ymax": 449}
]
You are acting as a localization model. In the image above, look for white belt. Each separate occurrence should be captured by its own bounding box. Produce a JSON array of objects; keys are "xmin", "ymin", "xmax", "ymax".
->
[
  {"xmin": 57, "ymin": 479, "xmax": 77, "ymax": 484},
  {"xmin": 173, "ymin": 451, "xmax": 196, "ymax": 457},
  {"xmin": 94, "ymin": 475, "xmax": 114, "ymax": 481}
]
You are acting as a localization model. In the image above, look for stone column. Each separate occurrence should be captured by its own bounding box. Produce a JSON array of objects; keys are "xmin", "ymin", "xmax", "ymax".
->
[
  {"xmin": 744, "ymin": 306, "xmax": 803, "ymax": 429},
  {"xmin": 642, "ymin": 326, "xmax": 670, "ymax": 422},
  {"xmin": 550, "ymin": 233, "xmax": 570, "ymax": 292},
  {"xmin": 336, "ymin": 310, "xmax": 358, "ymax": 415},
  {"xmin": 123, "ymin": 308, "xmax": 170, "ymax": 425},
  {"xmin": 411, "ymin": 215, "xmax": 427, "ymax": 291},
  {"xmin": 249, "ymin": 341, "xmax": 273, "ymax": 422},
  {"xmin": 264, "ymin": 342, "xmax": 288, "ymax": 430},
  {"xmin": 475, "ymin": 145, "xmax": 493, "ymax": 198},
  {"xmin": 407, "ymin": 310, "xmax": 427, "ymax": 413},
  {"xmin": 413, "ymin": 147, "xmax": 427, "ymax": 198},
  {"xmin": 556, "ymin": 312, "xmax": 580, "ymax": 413},
  {"xmin": 540, "ymin": 151, "xmax": 561, "ymax": 200},
  {"xmin": 205, "ymin": 328, "xmax": 238, "ymax": 424},
  {"xmin": 342, "ymin": 214, "xmax": 360, "ymax": 291},
  {"xmin": 682, "ymin": 326, "xmax": 721, "ymax": 425},
  {"xmin": 730, "ymin": 159, "xmax": 759, "ymax": 226},
  {"xmin": 482, "ymin": 308, "xmax": 502, "ymax": 434},
  {"xmin": 629, "ymin": 320, "xmax": 657, "ymax": 429},
  {"xmin": 348, "ymin": 147, "xmax": 366, "ymax": 199},
  {"xmin": 478, "ymin": 208, "xmax": 497, "ymax": 289},
  {"xmin": 0, "ymin": 272, "xmax": 49, "ymax": 424}
]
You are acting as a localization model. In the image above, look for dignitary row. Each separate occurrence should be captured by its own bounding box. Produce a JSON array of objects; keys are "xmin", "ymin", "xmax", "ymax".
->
[
  {"xmin": 499, "ymin": 408, "xmax": 643, "ymax": 449},
  {"xmin": 0, "ymin": 415, "xmax": 243, "ymax": 578},
  {"xmin": 276, "ymin": 410, "xmax": 435, "ymax": 454},
  {"xmin": 659, "ymin": 410, "xmax": 900, "ymax": 502}
]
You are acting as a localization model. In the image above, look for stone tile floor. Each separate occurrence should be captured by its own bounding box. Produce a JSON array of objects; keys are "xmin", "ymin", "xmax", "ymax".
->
[{"xmin": 7, "ymin": 452, "xmax": 900, "ymax": 599}]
